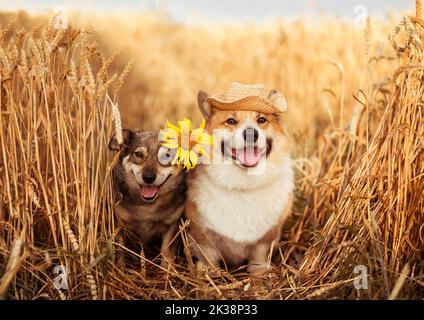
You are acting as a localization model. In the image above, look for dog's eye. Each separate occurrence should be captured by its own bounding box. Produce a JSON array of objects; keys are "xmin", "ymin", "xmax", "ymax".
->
[
  {"xmin": 134, "ymin": 151, "xmax": 144, "ymax": 159},
  {"xmin": 257, "ymin": 117, "xmax": 268, "ymax": 124},
  {"xmin": 225, "ymin": 118, "xmax": 237, "ymax": 125}
]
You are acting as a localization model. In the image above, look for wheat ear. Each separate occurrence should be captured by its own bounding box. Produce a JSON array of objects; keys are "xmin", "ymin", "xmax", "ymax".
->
[
  {"xmin": 107, "ymin": 94, "xmax": 123, "ymax": 145},
  {"xmin": 417, "ymin": 0, "xmax": 422, "ymax": 19}
]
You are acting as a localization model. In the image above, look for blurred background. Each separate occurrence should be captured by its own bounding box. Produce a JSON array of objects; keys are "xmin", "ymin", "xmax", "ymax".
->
[
  {"xmin": 0, "ymin": 1, "xmax": 412, "ymax": 155},
  {"xmin": 0, "ymin": 1, "xmax": 411, "ymax": 22}
]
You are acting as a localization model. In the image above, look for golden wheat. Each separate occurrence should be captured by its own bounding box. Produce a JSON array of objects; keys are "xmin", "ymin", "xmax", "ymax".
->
[{"xmin": 0, "ymin": 2, "xmax": 422, "ymax": 300}]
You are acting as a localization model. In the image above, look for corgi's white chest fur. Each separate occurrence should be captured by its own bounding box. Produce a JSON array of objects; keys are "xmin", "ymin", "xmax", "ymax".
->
[{"xmin": 192, "ymin": 156, "xmax": 294, "ymax": 243}]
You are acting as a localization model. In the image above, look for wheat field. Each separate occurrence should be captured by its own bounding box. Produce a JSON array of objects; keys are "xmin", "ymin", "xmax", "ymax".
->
[{"xmin": 0, "ymin": 2, "xmax": 423, "ymax": 300}]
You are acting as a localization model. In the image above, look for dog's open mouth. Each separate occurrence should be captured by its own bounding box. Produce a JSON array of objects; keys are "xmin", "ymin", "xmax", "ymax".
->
[
  {"xmin": 138, "ymin": 174, "xmax": 172, "ymax": 202},
  {"xmin": 221, "ymin": 140, "xmax": 273, "ymax": 168},
  {"xmin": 140, "ymin": 186, "xmax": 159, "ymax": 202}
]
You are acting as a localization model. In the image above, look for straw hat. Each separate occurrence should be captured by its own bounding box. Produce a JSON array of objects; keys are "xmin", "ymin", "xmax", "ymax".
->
[{"xmin": 206, "ymin": 82, "xmax": 287, "ymax": 114}]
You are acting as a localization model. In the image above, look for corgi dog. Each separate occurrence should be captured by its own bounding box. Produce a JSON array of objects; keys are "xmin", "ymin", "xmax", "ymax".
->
[
  {"xmin": 186, "ymin": 83, "xmax": 294, "ymax": 274},
  {"xmin": 108, "ymin": 130, "xmax": 186, "ymax": 266}
]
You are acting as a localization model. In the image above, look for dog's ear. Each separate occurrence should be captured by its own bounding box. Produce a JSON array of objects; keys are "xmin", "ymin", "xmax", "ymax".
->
[
  {"xmin": 197, "ymin": 90, "xmax": 214, "ymax": 120},
  {"xmin": 268, "ymin": 89, "xmax": 287, "ymax": 112},
  {"xmin": 108, "ymin": 129, "xmax": 133, "ymax": 151}
]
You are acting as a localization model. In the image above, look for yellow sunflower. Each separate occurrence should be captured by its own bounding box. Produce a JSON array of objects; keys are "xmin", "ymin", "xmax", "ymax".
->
[{"xmin": 160, "ymin": 118, "xmax": 213, "ymax": 171}]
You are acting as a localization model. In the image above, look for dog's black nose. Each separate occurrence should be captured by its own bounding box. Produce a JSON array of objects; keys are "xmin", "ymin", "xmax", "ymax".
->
[
  {"xmin": 243, "ymin": 128, "xmax": 259, "ymax": 142},
  {"xmin": 142, "ymin": 172, "xmax": 156, "ymax": 184}
]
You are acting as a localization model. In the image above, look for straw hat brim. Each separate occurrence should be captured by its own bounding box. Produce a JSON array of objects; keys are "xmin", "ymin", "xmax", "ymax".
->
[{"xmin": 206, "ymin": 96, "xmax": 282, "ymax": 114}]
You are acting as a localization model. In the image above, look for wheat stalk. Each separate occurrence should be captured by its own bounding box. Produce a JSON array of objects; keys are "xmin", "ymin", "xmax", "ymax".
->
[
  {"xmin": 86, "ymin": 273, "xmax": 98, "ymax": 300},
  {"xmin": 107, "ymin": 94, "xmax": 123, "ymax": 145},
  {"xmin": 0, "ymin": 18, "xmax": 16, "ymax": 46},
  {"xmin": 0, "ymin": 232, "xmax": 25, "ymax": 298},
  {"xmin": 97, "ymin": 48, "xmax": 121, "ymax": 86},
  {"xmin": 417, "ymin": 0, "xmax": 422, "ymax": 19},
  {"xmin": 27, "ymin": 182, "xmax": 41, "ymax": 208},
  {"xmin": 114, "ymin": 59, "xmax": 134, "ymax": 99},
  {"xmin": 62, "ymin": 219, "xmax": 80, "ymax": 252}
]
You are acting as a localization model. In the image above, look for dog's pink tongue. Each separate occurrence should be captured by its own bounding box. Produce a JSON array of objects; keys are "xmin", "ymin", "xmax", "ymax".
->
[
  {"xmin": 237, "ymin": 148, "xmax": 260, "ymax": 167},
  {"xmin": 141, "ymin": 186, "xmax": 158, "ymax": 198}
]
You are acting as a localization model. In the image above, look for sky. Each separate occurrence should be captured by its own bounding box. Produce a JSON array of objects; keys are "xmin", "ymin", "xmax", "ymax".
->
[{"xmin": 0, "ymin": 0, "xmax": 414, "ymax": 23}]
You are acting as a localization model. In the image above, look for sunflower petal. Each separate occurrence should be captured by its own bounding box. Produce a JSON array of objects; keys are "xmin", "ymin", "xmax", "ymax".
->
[
  {"xmin": 160, "ymin": 118, "xmax": 213, "ymax": 171},
  {"xmin": 162, "ymin": 141, "xmax": 179, "ymax": 149},
  {"xmin": 189, "ymin": 150, "xmax": 198, "ymax": 168},
  {"xmin": 166, "ymin": 120, "xmax": 181, "ymax": 133}
]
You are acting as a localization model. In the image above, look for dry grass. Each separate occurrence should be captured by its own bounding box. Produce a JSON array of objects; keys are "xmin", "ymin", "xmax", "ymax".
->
[{"xmin": 0, "ymin": 3, "xmax": 423, "ymax": 300}]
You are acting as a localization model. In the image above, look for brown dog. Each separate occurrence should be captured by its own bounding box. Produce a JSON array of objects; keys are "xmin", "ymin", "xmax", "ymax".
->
[{"xmin": 109, "ymin": 130, "xmax": 186, "ymax": 266}]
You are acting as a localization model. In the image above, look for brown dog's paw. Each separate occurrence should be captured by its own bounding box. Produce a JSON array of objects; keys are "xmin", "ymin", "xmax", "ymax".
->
[
  {"xmin": 247, "ymin": 262, "xmax": 269, "ymax": 275},
  {"xmin": 116, "ymin": 253, "xmax": 126, "ymax": 270},
  {"xmin": 160, "ymin": 256, "xmax": 177, "ymax": 271},
  {"xmin": 195, "ymin": 260, "xmax": 220, "ymax": 277}
]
